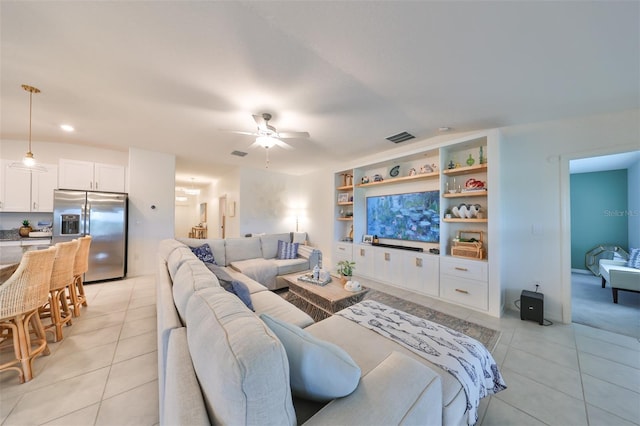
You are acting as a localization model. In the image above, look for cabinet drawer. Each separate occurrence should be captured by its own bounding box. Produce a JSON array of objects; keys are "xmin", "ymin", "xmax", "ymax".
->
[
  {"xmin": 440, "ymin": 276, "xmax": 488, "ymax": 310},
  {"xmin": 334, "ymin": 242, "xmax": 353, "ymax": 262},
  {"xmin": 440, "ymin": 257, "xmax": 487, "ymax": 281}
]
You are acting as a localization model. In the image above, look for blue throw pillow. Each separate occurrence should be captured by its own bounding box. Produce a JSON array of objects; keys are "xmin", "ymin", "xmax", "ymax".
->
[
  {"xmin": 627, "ymin": 248, "xmax": 640, "ymax": 269},
  {"xmin": 260, "ymin": 313, "xmax": 361, "ymax": 401},
  {"xmin": 231, "ymin": 280, "xmax": 254, "ymax": 311},
  {"xmin": 190, "ymin": 243, "xmax": 216, "ymax": 264},
  {"xmin": 277, "ymin": 240, "xmax": 299, "ymax": 260}
]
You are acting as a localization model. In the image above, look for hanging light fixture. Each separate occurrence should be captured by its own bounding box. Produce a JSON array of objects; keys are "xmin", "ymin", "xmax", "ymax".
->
[
  {"xmin": 10, "ymin": 84, "xmax": 47, "ymax": 173},
  {"xmin": 184, "ymin": 178, "xmax": 201, "ymax": 195}
]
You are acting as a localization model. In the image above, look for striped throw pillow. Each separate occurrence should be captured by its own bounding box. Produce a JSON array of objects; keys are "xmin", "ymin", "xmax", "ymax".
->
[
  {"xmin": 277, "ymin": 240, "xmax": 299, "ymax": 260},
  {"xmin": 628, "ymin": 248, "xmax": 640, "ymax": 269}
]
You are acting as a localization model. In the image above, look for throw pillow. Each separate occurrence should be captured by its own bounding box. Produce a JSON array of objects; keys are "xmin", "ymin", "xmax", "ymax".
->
[
  {"xmin": 260, "ymin": 313, "xmax": 361, "ymax": 402},
  {"xmin": 190, "ymin": 243, "xmax": 216, "ymax": 264},
  {"xmin": 628, "ymin": 248, "xmax": 640, "ymax": 269},
  {"xmin": 204, "ymin": 264, "xmax": 254, "ymax": 310},
  {"xmin": 277, "ymin": 240, "xmax": 299, "ymax": 260}
]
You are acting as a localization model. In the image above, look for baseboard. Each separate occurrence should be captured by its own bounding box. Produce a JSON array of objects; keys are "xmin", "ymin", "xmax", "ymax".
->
[{"xmin": 571, "ymin": 268, "xmax": 592, "ymax": 275}]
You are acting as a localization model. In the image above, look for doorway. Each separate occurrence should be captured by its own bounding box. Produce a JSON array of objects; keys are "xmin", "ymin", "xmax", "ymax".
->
[
  {"xmin": 563, "ymin": 150, "xmax": 640, "ymax": 337},
  {"xmin": 218, "ymin": 195, "xmax": 227, "ymax": 238}
]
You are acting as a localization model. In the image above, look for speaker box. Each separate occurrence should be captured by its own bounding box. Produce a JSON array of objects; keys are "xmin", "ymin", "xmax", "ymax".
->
[{"xmin": 520, "ymin": 290, "xmax": 544, "ymax": 325}]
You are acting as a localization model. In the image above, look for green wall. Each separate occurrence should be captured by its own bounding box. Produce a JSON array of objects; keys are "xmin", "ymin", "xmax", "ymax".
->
[{"xmin": 570, "ymin": 169, "xmax": 628, "ymax": 269}]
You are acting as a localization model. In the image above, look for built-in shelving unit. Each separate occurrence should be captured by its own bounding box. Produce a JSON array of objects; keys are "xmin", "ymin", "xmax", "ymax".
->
[{"xmin": 332, "ymin": 130, "xmax": 502, "ymax": 317}]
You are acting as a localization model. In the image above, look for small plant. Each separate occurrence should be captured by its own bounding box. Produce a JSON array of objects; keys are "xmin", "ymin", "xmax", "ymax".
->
[
  {"xmin": 22, "ymin": 219, "xmax": 30, "ymax": 227},
  {"xmin": 337, "ymin": 260, "xmax": 355, "ymax": 277}
]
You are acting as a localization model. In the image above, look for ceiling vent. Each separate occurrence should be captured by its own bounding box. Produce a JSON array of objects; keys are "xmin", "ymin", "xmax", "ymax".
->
[
  {"xmin": 386, "ymin": 132, "xmax": 415, "ymax": 144},
  {"xmin": 231, "ymin": 150, "xmax": 248, "ymax": 157}
]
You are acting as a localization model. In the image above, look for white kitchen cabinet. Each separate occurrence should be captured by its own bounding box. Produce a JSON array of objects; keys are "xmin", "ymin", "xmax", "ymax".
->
[
  {"xmin": 0, "ymin": 160, "xmax": 56, "ymax": 212},
  {"xmin": 31, "ymin": 165, "xmax": 58, "ymax": 211},
  {"xmin": 403, "ymin": 252, "xmax": 439, "ymax": 297},
  {"xmin": 58, "ymin": 159, "xmax": 125, "ymax": 192},
  {"xmin": 1, "ymin": 160, "xmax": 31, "ymax": 212}
]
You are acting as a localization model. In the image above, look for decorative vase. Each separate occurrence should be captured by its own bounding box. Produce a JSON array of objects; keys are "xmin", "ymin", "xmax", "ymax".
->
[
  {"xmin": 479, "ymin": 146, "xmax": 484, "ymax": 164},
  {"xmin": 19, "ymin": 226, "xmax": 32, "ymax": 237},
  {"xmin": 340, "ymin": 275, "xmax": 349, "ymax": 285},
  {"xmin": 466, "ymin": 154, "xmax": 475, "ymax": 166}
]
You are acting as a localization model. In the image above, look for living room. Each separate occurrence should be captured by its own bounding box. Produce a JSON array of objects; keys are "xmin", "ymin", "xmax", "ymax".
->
[{"xmin": 0, "ymin": 1, "xmax": 638, "ymax": 425}]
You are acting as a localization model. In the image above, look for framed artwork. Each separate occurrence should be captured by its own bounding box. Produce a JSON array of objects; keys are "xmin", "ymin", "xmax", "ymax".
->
[
  {"xmin": 362, "ymin": 234, "xmax": 373, "ymax": 244},
  {"xmin": 200, "ymin": 203, "xmax": 207, "ymax": 223},
  {"xmin": 337, "ymin": 193, "xmax": 349, "ymax": 203}
]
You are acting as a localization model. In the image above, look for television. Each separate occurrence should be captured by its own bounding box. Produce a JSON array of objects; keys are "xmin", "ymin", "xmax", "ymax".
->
[{"xmin": 366, "ymin": 190, "xmax": 440, "ymax": 243}]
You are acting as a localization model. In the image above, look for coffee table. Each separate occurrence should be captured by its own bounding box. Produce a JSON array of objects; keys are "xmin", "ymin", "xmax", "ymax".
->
[{"xmin": 281, "ymin": 272, "xmax": 369, "ymax": 322}]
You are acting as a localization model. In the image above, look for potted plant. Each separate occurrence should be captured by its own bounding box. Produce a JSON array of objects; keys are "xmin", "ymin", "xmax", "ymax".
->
[
  {"xmin": 336, "ymin": 260, "xmax": 355, "ymax": 284},
  {"xmin": 19, "ymin": 219, "xmax": 32, "ymax": 237}
]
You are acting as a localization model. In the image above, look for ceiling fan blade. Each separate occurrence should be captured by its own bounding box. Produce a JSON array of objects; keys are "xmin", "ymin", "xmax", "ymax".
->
[
  {"xmin": 277, "ymin": 131, "xmax": 310, "ymax": 139},
  {"xmin": 273, "ymin": 139, "xmax": 293, "ymax": 150},
  {"xmin": 220, "ymin": 129, "xmax": 259, "ymax": 136},
  {"xmin": 253, "ymin": 114, "xmax": 267, "ymax": 127}
]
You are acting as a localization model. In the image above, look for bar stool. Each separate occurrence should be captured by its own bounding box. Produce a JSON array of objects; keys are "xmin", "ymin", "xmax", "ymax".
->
[
  {"xmin": 70, "ymin": 235, "xmax": 91, "ymax": 316},
  {"xmin": 41, "ymin": 240, "xmax": 79, "ymax": 342},
  {"xmin": 0, "ymin": 246, "xmax": 57, "ymax": 383}
]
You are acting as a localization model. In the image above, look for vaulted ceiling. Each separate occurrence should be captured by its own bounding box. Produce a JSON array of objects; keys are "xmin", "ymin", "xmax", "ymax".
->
[{"xmin": 1, "ymin": 1, "xmax": 638, "ymax": 184}]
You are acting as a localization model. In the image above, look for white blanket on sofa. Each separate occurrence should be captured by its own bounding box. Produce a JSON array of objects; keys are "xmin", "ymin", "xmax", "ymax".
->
[{"xmin": 337, "ymin": 300, "xmax": 507, "ymax": 426}]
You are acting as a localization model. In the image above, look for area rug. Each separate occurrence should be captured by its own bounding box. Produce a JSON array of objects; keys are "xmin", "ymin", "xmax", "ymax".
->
[{"xmin": 276, "ymin": 288, "xmax": 501, "ymax": 351}]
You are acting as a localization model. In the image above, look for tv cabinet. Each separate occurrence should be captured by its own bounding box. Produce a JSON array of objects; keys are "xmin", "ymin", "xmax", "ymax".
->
[{"xmin": 333, "ymin": 129, "xmax": 502, "ymax": 317}]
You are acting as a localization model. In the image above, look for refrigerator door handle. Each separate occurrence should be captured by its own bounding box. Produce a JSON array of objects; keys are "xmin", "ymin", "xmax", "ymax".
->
[{"xmin": 86, "ymin": 203, "xmax": 91, "ymax": 235}]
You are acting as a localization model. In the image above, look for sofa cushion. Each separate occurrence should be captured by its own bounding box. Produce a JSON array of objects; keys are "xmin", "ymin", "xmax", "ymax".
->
[
  {"xmin": 252, "ymin": 291, "xmax": 314, "ymax": 329},
  {"xmin": 172, "ymin": 259, "xmax": 220, "ymax": 324},
  {"xmin": 190, "ymin": 243, "xmax": 217, "ymax": 264},
  {"xmin": 158, "ymin": 239, "xmax": 187, "ymax": 262},
  {"xmin": 291, "ymin": 232, "xmax": 308, "ymax": 244},
  {"xmin": 230, "ymin": 258, "xmax": 278, "ymax": 290},
  {"xmin": 167, "ymin": 246, "xmax": 196, "ymax": 281},
  {"xmin": 186, "ymin": 287, "xmax": 296, "ymax": 426},
  {"xmin": 178, "ymin": 238, "xmax": 226, "ymax": 267},
  {"xmin": 273, "ymin": 258, "xmax": 310, "ymax": 276},
  {"xmin": 261, "ymin": 233, "xmax": 292, "ymax": 259},
  {"xmin": 225, "ymin": 237, "xmax": 262, "ymax": 264},
  {"xmin": 260, "ymin": 313, "xmax": 361, "ymax": 402},
  {"xmin": 207, "ymin": 264, "xmax": 267, "ymax": 294}
]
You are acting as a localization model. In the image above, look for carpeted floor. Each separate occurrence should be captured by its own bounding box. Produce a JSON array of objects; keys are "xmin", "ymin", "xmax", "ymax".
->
[
  {"xmin": 277, "ymin": 288, "xmax": 501, "ymax": 350},
  {"xmin": 572, "ymin": 272, "xmax": 640, "ymax": 338}
]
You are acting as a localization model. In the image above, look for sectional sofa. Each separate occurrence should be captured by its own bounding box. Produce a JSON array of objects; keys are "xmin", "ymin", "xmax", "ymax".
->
[{"xmin": 156, "ymin": 236, "xmax": 478, "ymax": 426}]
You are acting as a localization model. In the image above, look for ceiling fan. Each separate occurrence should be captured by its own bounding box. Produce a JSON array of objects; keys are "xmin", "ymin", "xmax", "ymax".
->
[{"xmin": 224, "ymin": 113, "xmax": 310, "ymax": 167}]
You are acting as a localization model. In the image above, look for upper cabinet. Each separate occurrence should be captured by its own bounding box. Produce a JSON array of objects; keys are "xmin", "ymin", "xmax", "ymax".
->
[
  {"xmin": 58, "ymin": 159, "xmax": 126, "ymax": 193},
  {"xmin": 0, "ymin": 160, "xmax": 57, "ymax": 212}
]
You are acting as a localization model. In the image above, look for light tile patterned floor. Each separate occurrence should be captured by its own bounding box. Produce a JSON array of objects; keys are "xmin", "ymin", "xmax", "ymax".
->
[{"xmin": 0, "ymin": 275, "xmax": 638, "ymax": 425}]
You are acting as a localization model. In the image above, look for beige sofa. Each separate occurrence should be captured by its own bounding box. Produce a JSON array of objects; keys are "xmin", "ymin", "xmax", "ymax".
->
[
  {"xmin": 178, "ymin": 232, "xmax": 321, "ymax": 290},
  {"xmin": 156, "ymin": 239, "xmax": 443, "ymax": 425}
]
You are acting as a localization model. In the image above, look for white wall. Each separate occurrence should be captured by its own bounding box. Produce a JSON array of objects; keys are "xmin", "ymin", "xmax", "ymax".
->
[
  {"xmin": 216, "ymin": 168, "xmax": 241, "ymax": 238},
  {"xmin": 127, "ymin": 148, "xmax": 175, "ymax": 276},
  {"xmin": 501, "ymin": 109, "xmax": 640, "ymax": 322},
  {"xmin": 298, "ymin": 169, "xmax": 334, "ymax": 267},
  {"xmin": 628, "ymin": 160, "xmax": 640, "ymax": 249}
]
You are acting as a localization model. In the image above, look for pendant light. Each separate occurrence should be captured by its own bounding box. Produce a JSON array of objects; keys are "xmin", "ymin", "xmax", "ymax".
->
[{"xmin": 10, "ymin": 84, "xmax": 47, "ymax": 172}]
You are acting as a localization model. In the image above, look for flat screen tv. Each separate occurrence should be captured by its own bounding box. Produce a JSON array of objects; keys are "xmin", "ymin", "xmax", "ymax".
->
[{"xmin": 366, "ymin": 190, "xmax": 440, "ymax": 243}]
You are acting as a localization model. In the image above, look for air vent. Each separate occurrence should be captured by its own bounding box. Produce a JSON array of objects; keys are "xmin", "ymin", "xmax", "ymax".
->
[
  {"xmin": 386, "ymin": 132, "xmax": 415, "ymax": 144},
  {"xmin": 231, "ymin": 150, "xmax": 248, "ymax": 157}
]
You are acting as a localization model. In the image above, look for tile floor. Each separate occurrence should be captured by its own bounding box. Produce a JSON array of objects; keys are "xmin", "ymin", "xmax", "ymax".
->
[{"xmin": 0, "ymin": 275, "xmax": 638, "ymax": 426}]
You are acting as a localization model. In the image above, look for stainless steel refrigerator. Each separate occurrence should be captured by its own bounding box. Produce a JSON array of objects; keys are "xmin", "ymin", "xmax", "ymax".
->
[{"xmin": 52, "ymin": 189, "xmax": 127, "ymax": 282}]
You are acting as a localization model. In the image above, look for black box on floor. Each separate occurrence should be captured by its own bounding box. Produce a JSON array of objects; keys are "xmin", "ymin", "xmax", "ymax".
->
[{"xmin": 520, "ymin": 290, "xmax": 544, "ymax": 325}]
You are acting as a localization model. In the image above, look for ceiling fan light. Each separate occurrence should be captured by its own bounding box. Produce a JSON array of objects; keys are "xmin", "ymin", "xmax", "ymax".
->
[{"xmin": 256, "ymin": 136, "xmax": 275, "ymax": 149}]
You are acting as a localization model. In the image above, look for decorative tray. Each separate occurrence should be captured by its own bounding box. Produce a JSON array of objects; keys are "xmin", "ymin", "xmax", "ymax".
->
[{"xmin": 297, "ymin": 273, "xmax": 332, "ymax": 287}]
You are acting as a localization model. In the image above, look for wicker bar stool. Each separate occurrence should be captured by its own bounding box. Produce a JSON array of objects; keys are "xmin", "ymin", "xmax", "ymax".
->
[
  {"xmin": 0, "ymin": 246, "xmax": 57, "ymax": 383},
  {"xmin": 41, "ymin": 240, "xmax": 79, "ymax": 342},
  {"xmin": 69, "ymin": 235, "xmax": 91, "ymax": 317}
]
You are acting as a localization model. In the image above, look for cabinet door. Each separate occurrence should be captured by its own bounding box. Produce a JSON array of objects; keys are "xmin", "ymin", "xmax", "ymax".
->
[
  {"xmin": 32, "ymin": 164, "xmax": 57, "ymax": 212},
  {"xmin": 1, "ymin": 160, "xmax": 31, "ymax": 212},
  {"xmin": 373, "ymin": 247, "xmax": 402, "ymax": 284},
  {"xmin": 353, "ymin": 244, "xmax": 374, "ymax": 279},
  {"xmin": 58, "ymin": 159, "xmax": 93, "ymax": 190},
  {"xmin": 403, "ymin": 252, "xmax": 439, "ymax": 296},
  {"xmin": 334, "ymin": 242, "xmax": 353, "ymax": 266},
  {"xmin": 94, "ymin": 163, "xmax": 125, "ymax": 192}
]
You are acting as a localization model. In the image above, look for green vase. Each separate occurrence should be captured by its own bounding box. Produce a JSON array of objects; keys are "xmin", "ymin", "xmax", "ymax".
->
[{"xmin": 466, "ymin": 154, "xmax": 475, "ymax": 166}]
